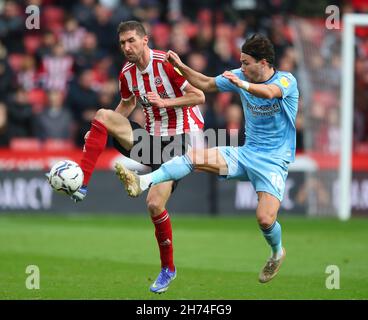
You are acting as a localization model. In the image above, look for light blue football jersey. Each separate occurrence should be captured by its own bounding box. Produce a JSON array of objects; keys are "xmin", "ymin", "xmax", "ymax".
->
[{"xmin": 215, "ymin": 68, "xmax": 299, "ymax": 162}]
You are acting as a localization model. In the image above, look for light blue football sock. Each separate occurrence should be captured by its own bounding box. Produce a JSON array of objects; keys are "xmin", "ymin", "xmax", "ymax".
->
[
  {"xmin": 151, "ymin": 154, "xmax": 194, "ymax": 185},
  {"xmin": 261, "ymin": 221, "xmax": 283, "ymax": 258}
]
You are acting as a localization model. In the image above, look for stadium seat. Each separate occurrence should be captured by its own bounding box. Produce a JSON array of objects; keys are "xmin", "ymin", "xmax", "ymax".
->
[
  {"xmin": 43, "ymin": 139, "xmax": 75, "ymax": 151},
  {"xmin": 10, "ymin": 138, "xmax": 42, "ymax": 151}
]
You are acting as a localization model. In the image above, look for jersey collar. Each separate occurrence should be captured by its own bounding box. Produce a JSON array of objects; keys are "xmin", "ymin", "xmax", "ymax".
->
[
  {"xmin": 138, "ymin": 49, "xmax": 153, "ymax": 75},
  {"xmin": 255, "ymin": 68, "xmax": 278, "ymax": 84}
]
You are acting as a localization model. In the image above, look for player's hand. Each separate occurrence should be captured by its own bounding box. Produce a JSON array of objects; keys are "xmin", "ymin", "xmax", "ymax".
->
[
  {"xmin": 84, "ymin": 131, "xmax": 90, "ymax": 141},
  {"xmin": 146, "ymin": 92, "xmax": 167, "ymax": 108},
  {"xmin": 222, "ymin": 71, "xmax": 243, "ymax": 87},
  {"xmin": 166, "ymin": 50, "xmax": 182, "ymax": 68}
]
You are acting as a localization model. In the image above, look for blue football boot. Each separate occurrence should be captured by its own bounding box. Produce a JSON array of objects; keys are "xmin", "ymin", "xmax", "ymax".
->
[
  {"xmin": 150, "ymin": 267, "xmax": 177, "ymax": 293},
  {"xmin": 71, "ymin": 185, "xmax": 88, "ymax": 203}
]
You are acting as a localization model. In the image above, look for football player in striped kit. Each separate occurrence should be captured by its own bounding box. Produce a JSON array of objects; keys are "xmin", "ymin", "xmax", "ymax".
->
[{"xmin": 68, "ymin": 21, "xmax": 205, "ymax": 293}]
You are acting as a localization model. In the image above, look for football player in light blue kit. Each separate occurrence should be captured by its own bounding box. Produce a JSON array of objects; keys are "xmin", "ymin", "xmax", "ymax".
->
[{"xmin": 115, "ymin": 34, "xmax": 299, "ymax": 284}]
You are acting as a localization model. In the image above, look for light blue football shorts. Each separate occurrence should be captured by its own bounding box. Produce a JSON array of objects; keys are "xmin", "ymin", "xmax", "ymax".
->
[{"xmin": 217, "ymin": 146, "xmax": 289, "ymax": 202}]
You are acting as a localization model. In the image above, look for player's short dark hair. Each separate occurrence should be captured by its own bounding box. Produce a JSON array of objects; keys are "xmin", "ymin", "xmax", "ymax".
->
[
  {"xmin": 241, "ymin": 34, "xmax": 275, "ymax": 66},
  {"xmin": 117, "ymin": 21, "xmax": 147, "ymax": 37}
]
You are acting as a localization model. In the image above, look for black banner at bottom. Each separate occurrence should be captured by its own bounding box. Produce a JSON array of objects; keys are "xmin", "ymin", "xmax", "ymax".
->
[{"xmin": 0, "ymin": 300, "xmax": 365, "ymax": 318}]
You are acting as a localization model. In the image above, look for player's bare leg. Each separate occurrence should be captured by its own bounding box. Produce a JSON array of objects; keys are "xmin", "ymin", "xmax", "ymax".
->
[
  {"xmin": 71, "ymin": 109, "xmax": 135, "ymax": 202},
  {"xmin": 115, "ymin": 148, "xmax": 228, "ymax": 197},
  {"xmin": 257, "ymin": 192, "xmax": 286, "ymax": 283},
  {"xmin": 146, "ymin": 182, "xmax": 172, "ymax": 218},
  {"xmin": 146, "ymin": 182, "xmax": 177, "ymax": 293},
  {"xmin": 190, "ymin": 147, "xmax": 229, "ymax": 174},
  {"xmin": 94, "ymin": 108, "xmax": 134, "ymax": 150}
]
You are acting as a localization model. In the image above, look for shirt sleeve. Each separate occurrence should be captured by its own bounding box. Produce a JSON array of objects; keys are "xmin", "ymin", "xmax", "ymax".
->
[
  {"xmin": 163, "ymin": 62, "xmax": 188, "ymax": 91},
  {"xmin": 215, "ymin": 73, "xmax": 240, "ymax": 93},
  {"xmin": 119, "ymin": 73, "xmax": 134, "ymax": 100},
  {"xmin": 272, "ymin": 73, "xmax": 297, "ymax": 98}
]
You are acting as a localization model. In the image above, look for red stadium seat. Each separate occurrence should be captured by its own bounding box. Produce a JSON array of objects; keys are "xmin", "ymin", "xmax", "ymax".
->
[
  {"xmin": 43, "ymin": 139, "xmax": 75, "ymax": 151},
  {"xmin": 10, "ymin": 138, "xmax": 42, "ymax": 151}
]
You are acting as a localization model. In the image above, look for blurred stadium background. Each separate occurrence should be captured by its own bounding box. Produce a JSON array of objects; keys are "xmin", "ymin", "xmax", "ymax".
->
[{"xmin": 0, "ymin": 0, "xmax": 368, "ymax": 299}]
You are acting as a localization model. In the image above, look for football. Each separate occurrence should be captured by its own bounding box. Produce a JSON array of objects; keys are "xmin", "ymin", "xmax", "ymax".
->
[{"xmin": 48, "ymin": 160, "xmax": 84, "ymax": 194}]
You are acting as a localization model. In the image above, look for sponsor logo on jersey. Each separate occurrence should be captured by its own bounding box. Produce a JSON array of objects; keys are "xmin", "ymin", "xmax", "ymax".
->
[
  {"xmin": 154, "ymin": 76, "xmax": 163, "ymax": 87},
  {"xmin": 246, "ymin": 101, "xmax": 281, "ymax": 116},
  {"xmin": 158, "ymin": 91, "xmax": 169, "ymax": 99},
  {"xmin": 280, "ymin": 76, "xmax": 290, "ymax": 88}
]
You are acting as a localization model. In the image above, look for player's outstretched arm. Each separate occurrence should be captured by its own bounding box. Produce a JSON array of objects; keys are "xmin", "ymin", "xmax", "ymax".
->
[
  {"xmin": 146, "ymin": 84, "xmax": 205, "ymax": 108},
  {"xmin": 222, "ymin": 71, "xmax": 282, "ymax": 99},
  {"xmin": 166, "ymin": 50, "xmax": 218, "ymax": 93}
]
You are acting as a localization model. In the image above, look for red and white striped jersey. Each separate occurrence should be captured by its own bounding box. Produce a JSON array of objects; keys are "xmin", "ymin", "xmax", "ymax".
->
[{"xmin": 119, "ymin": 49, "xmax": 204, "ymax": 136}]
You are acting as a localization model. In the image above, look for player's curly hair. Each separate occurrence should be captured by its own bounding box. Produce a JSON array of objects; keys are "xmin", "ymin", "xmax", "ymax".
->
[
  {"xmin": 117, "ymin": 20, "xmax": 147, "ymax": 37},
  {"xmin": 241, "ymin": 34, "xmax": 275, "ymax": 66}
]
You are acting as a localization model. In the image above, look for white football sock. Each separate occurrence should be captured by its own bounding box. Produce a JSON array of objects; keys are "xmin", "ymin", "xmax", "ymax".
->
[
  {"xmin": 139, "ymin": 174, "xmax": 152, "ymax": 191},
  {"xmin": 271, "ymin": 249, "xmax": 283, "ymax": 260}
]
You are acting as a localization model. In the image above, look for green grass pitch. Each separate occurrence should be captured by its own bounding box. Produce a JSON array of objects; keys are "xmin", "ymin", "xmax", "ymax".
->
[{"xmin": 0, "ymin": 214, "xmax": 367, "ymax": 299}]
